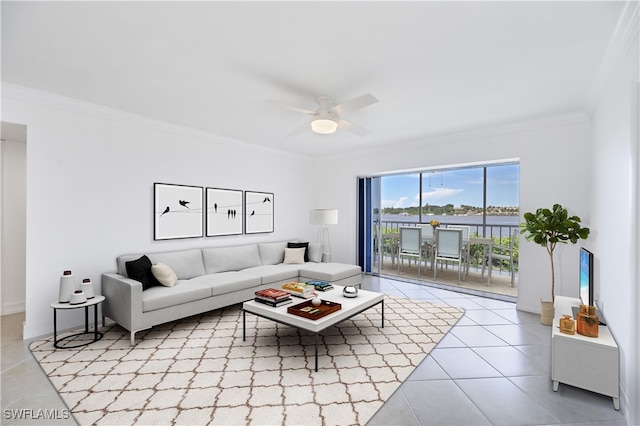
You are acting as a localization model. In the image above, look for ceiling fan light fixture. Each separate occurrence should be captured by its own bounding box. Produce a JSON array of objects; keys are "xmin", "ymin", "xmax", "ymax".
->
[{"xmin": 311, "ymin": 117, "xmax": 338, "ymax": 134}]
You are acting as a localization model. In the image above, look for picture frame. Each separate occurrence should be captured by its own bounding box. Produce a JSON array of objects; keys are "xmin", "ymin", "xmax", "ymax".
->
[
  {"xmin": 244, "ymin": 191, "xmax": 274, "ymax": 234},
  {"xmin": 154, "ymin": 183, "xmax": 203, "ymax": 240},
  {"xmin": 205, "ymin": 187, "xmax": 243, "ymax": 236}
]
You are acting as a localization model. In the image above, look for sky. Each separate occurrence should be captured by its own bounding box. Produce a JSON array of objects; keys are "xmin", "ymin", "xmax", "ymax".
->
[{"xmin": 381, "ymin": 164, "xmax": 519, "ymax": 209}]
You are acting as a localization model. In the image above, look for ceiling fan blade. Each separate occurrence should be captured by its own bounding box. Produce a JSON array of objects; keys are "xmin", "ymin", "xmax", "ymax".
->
[
  {"xmin": 268, "ymin": 100, "xmax": 316, "ymax": 115},
  {"xmin": 330, "ymin": 93, "xmax": 378, "ymax": 116},
  {"xmin": 337, "ymin": 118, "xmax": 370, "ymax": 136},
  {"xmin": 287, "ymin": 120, "xmax": 313, "ymax": 137}
]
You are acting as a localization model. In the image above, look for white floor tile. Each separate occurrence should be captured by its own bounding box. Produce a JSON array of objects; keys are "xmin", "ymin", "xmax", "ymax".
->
[
  {"xmin": 430, "ymin": 347, "xmax": 502, "ymax": 379},
  {"xmin": 451, "ymin": 326, "xmax": 510, "ymax": 347},
  {"xmin": 455, "ymin": 377, "xmax": 561, "ymax": 425},
  {"xmin": 462, "ymin": 309, "xmax": 514, "ymax": 325},
  {"xmin": 401, "ymin": 381, "xmax": 491, "ymax": 425}
]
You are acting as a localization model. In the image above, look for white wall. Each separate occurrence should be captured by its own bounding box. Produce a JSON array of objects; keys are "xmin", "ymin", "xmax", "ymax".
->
[
  {"xmin": 313, "ymin": 114, "xmax": 593, "ymax": 314},
  {"xmin": 2, "ymin": 85, "xmax": 317, "ymax": 339},
  {"xmin": 1, "ymin": 138, "xmax": 27, "ymax": 315},
  {"xmin": 590, "ymin": 19, "xmax": 639, "ymax": 424}
]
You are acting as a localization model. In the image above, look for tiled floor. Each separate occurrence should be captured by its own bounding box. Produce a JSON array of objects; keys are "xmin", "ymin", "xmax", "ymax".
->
[
  {"xmin": 362, "ymin": 275, "xmax": 627, "ymax": 426},
  {"xmin": 376, "ymin": 259, "xmax": 518, "ymax": 298},
  {"xmin": 1, "ymin": 311, "xmax": 74, "ymax": 425},
  {"xmin": 1, "ymin": 275, "xmax": 628, "ymax": 425}
]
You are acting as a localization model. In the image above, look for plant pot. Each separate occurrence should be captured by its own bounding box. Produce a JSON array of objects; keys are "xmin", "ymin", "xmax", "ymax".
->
[{"xmin": 540, "ymin": 300, "xmax": 554, "ymax": 326}]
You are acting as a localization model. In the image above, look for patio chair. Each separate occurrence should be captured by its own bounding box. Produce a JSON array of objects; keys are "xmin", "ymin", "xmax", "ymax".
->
[
  {"xmin": 487, "ymin": 229, "xmax": 518, "ymax": 286},
  {"xmin": 398, "ymin": 227, "xmax": 423, "ymax": 277},
  {"xmin": 447, "ymin": 225, "xmax": 471, "ymax": 276},
  {"xmin": 434, "ymin": 228, "xmax": 464, "ymax": 283}
]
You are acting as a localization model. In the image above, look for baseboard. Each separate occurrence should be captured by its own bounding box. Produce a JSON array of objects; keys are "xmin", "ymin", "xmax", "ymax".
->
[
  {"xmin": 620, "ymin": 374, "xmax": 637, "ymax": 425},
  {"xmin": 1, "ymin": 300, "xmax": 25, "ymax": 316},
  {"xmin": 516, "ymin": 299, "xmax": 540, "ymax": 315}
]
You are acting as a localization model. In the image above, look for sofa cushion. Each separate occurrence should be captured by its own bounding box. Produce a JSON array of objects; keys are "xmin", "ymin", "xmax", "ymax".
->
[
  {"xmin": 190, "ymin": 271, "xmax": 261, "ymax": 296},
  {"xmin": 147, "ymin": 249, "xmax": 206, "ymax": 280},
  {"xmin": 151, "ymin": 263, "xmax": 178, "ymax": 287},
  {"xmin": 258, "ymin": 242, "xmax": 286, "ymax": 265},
  {"xmin": 242, "ymin": 264, "xmax": 300, "ymax": 284},
  {"xmin": 307, "ymin": 243, "xmax": 323, "ymax": 263},
  {"xmin": 298, "ymin": 262, "xmax": 362, "ymax": 282},
  {"xmin": 142, "ymin": 280, "xmax": 212, "ymax": 312},
  {"xmin": 125, "ymin": 255, "xmax": 161, "ymax": 291},
  {"xmin": 287, "ymin": 242, "xmax": 309, "ymax": 261},
  {"xmin": 202, "ymin": 244, "xmax": 262, "ymax": 274}
]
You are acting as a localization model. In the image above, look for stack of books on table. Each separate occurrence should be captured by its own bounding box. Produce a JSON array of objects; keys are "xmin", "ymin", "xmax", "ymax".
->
[
  {"xmin": 282, "ymin": 281, "xmax": 314, "ymax": 299},
  {"xmin": 306, "ymin": 280, "xmax": 334, "ymax": 292},
  {"xmin": 254, "ymin": 288, "xmax": 292, "ymax": 307}
]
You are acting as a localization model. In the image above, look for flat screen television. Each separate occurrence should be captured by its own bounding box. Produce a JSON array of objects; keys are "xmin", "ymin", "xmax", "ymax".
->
[{"xmin": 579, "ymin": 247, "xmax": 594, "ymax": 306}]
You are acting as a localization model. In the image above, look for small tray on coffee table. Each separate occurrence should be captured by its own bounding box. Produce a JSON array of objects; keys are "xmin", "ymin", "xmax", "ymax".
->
[{"xmin": 287, "ymin": 299, "xmax": 341, "ymax": 320}]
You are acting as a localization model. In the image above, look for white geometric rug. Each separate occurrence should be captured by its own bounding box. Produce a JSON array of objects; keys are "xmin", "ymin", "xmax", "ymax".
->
[{"xmin": 30, "ymin": 296, "xmax": 464, "ymax": 425}]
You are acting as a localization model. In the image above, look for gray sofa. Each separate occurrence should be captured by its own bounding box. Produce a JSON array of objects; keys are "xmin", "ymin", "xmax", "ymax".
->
[{"xmin": 101, "ymin": 241, "xmax": 362, "ymax": 344}]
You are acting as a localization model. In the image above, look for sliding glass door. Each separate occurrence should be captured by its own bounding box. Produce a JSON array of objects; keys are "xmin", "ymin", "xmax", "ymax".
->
[{"xmin": 359, "ymin": 161, "xmax": 519, "ymax": 294}]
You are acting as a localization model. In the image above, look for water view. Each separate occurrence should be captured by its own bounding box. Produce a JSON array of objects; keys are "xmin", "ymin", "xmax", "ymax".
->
[
  {"xmin": 380, "ymin": 213, "xmax": 518, "ymax": 226},
  {"xmin": 378, "ymin": 213, "xmax": 519, "ymax": 239}
]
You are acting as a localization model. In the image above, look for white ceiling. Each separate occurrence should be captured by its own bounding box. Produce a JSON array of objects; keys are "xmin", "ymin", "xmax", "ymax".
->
[{"xmin": 1, "ymin": 1, "xmax": 626, "ymax": 158}]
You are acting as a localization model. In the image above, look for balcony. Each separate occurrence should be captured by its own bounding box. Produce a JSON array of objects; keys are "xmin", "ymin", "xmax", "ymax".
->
[{"xmin": 373, "ymin": 218, "xmax": 518, "ymax": 300}]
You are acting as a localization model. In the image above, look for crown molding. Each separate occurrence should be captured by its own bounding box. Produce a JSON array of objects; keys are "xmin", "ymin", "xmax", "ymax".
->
[
  {"xmin": 1, "ymin": 83, "xmax": 311, "ymax": 160},
  {"xmin": 319, "ymin": 110, "xmax": 591, "ymax": 162},
  {"xmin": 584, "ymin": 1, "xmax": 640, "ymax": 115}
]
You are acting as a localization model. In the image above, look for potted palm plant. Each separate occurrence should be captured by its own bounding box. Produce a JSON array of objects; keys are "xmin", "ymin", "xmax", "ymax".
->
[{"xmin": 519, "ymin": 204, "xmax": 590, "ymax": 325}]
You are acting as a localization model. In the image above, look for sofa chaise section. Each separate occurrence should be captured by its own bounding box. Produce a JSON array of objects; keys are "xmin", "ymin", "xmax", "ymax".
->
[{"xmin": 298, "ymin": 263, "xmax": 362, "ymax": 287}]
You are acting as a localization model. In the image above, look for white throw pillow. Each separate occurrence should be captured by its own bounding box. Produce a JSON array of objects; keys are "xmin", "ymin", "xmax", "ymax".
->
[
  {"xmin": 151, "ymin": 262, "xmax": 178, "ymax": 287},
  {"xmin": 283, "ymin": 247, "xmax": 306, "ymax": 264}
]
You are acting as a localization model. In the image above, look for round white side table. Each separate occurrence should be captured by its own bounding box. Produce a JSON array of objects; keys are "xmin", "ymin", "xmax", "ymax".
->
[{"xmin": 50, "ymin": 295, "xmax": 105, "ymax": 348}]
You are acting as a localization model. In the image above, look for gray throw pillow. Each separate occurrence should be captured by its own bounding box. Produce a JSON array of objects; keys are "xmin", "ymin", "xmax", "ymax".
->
[{"xmin": 307, "ymin": 243, "xmax": 323, "ymax": 262}]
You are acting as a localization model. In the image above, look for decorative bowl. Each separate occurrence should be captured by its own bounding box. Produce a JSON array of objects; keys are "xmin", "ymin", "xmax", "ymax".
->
[{"xmin": 342, "ymin": 286, "xmax": 359, "ymax": 298}]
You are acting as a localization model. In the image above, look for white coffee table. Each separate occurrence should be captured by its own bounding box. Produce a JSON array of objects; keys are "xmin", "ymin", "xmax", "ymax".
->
[{"xmin": 242, "ymin": 285, "xmax": 384, "ymax": 371}]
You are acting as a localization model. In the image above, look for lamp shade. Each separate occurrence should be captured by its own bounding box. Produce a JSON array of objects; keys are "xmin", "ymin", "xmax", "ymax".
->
[{"xmin": 310, "ymin": 209, "xmax": 338, "ymax": 225}]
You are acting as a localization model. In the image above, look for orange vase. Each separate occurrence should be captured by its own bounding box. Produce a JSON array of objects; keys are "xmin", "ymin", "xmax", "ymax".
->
[
  {"xmin": 577, "ymin": 305, "xmax": 599, "ymax": 338},
  {"xmin": 559, "ymin": 315, "xmax": 575, "ymax": 335}
]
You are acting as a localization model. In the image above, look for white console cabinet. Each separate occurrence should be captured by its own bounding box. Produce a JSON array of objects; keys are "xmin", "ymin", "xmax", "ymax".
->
[{"xmin": 551, "ymin": 296, "xmax": 619, "ymax": 410}]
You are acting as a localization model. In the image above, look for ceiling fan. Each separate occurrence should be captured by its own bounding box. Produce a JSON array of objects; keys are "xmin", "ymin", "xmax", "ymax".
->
[{"xmin": 272, "ymin": 93, "xmax": 378, "ymax": 136}]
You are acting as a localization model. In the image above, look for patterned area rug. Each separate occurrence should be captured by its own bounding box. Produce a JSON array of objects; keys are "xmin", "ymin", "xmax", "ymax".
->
[{"xmin": 30, "ymin": 296, "xmax": 464, "ymax": 425}]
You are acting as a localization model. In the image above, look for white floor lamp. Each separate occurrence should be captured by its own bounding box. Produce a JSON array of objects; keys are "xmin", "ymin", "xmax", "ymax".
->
[{"xmin": 310, "ymin": 209, "xmax": 338, "ymax": 262}]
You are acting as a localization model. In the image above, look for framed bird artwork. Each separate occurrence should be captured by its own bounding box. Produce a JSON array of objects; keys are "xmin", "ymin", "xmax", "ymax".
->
[
  {"xmin": 244, "ymin": 191, "xmax": 274, "ymax": 234},
  {"xmin": 154, "ymin": 183, "xmax": 204, "ymax": 240},
  {"xmin": 205, "ymin": 187, "xmax": 243, "ymax": 237}
]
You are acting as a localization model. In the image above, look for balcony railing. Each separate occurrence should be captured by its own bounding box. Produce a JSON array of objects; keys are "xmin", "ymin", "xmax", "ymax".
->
[
  {"xmin": 374, "ymin": 218, "xmax": 519, "ymax": 283},
  {"xmin": 377, "ymin": 219, "xmax": 518, "ymax": 241}
]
